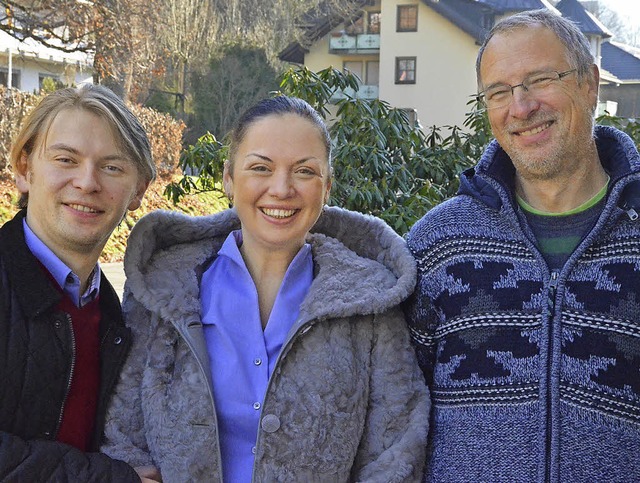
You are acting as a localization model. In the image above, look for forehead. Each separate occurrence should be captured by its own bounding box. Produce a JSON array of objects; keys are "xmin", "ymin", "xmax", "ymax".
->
[
  {"xmin": 239, "ymin": 113, "xmax": 327, "ymax": 153},
  {"xmin": 45, "ymin": 108, "xmax": 117, "ymax": 145},
  {"xmin": 244, "ymin": 113, "xmax": 318, "ymax": 135},
  {"xmin": 480, "ymin": 25, "xmax": 570, "ymax": 85}
]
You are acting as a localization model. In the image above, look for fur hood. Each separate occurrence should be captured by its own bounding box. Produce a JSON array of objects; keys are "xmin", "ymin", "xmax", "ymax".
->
[{"xmin": 123, "ymin": 205, "xmax": 416, "ymax": 327}]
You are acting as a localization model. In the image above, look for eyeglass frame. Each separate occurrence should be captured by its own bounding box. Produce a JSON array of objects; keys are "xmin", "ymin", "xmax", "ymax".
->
[{"xmin": 475, "ymin": 69, "xmax": 578, "ymax": 110}]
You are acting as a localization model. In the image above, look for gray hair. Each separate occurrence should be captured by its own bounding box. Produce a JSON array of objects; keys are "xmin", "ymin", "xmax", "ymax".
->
[{"xmin": 476, "ymin": 9, "xmax": 595, "ymax": 88}]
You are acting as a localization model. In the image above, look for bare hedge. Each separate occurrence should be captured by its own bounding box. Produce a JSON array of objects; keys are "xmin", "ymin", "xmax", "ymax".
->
[{"xmin": 0, "ymin": 86, "xmax": 185, "ymax": 178}]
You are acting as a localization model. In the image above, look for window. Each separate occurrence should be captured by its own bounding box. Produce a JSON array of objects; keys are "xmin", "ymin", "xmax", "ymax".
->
[
  {"xmin": 343, "ymin": 61, "xmax": 380, "ymax": 86},
  {"xmin": 345, "ymin": 11, "xmax": 381, "ymax": 35},
  {"xmin": 343, "ymin": 61, "xmax": 364, "ymax": 82},
  {"xmin": 401, "ymin": 108, "xmax": 419, "ymax": 128},
  {"xmin": 0, "ymin": 68, "xmax": 20, "ymax": 89},
  {"xmin": 366, "ymin": 61, "xmax": 379, "ymax": 86},
  {"xmin": 397, "ymin": 5, "xmax": 418, "ymax": 32},
  {"xmin": 368, "ymin": 11, "xmax": 381, "ymax": 34},
  {"xmin": 395, "ymin": 57, "xmax": 416, "ymax": 84},
  {"xmin": 345, "ymin": 16, "xmax": 364, "ymax": 35}
]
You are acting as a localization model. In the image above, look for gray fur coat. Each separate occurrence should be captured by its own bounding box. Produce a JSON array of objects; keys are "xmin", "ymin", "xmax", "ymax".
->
[{"xmin": 101, "ymin": 206, "xmax": 429, "ymax": 482}]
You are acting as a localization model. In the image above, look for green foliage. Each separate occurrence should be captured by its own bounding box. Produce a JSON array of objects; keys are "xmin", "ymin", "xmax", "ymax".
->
[
  {"xmin": 597, "ymin": 113, "xmax": 640, "ymax": 149},
  {"xmin": 40, "ymin": 77, "xmax": 65, "ymax": 94},
  {"xmin": 165, "ymin": 66, "xmax": 640, "ymax": 235},
  {"xmin": 164, "ymin": 132, "xmax": 229, "ymax": 204}
]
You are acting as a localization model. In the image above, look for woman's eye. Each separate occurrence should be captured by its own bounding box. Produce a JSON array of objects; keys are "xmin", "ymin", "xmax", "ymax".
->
[{"xmin": 297, "ymin": 167, "xmax": 316, "ymax": 176}]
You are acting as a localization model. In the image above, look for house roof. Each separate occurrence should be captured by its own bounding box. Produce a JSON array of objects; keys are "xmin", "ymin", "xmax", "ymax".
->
[
  {"xmin": 422, "ymin": 0, "xmax": 558, "ymax": 43},
  {"xmin": 474, "ymin": 0, "xmax": 556, "ymax": 14},
  {"xmin": 420, "ymin": 0, "xmax": 490, "ymax": 43},
  {"xmin": 601, "ymin": 41, "xmax": 640, "ymax": 81},
  {"xmin": 555, "ymin": 0, "xmax": 611, "ymax": 37}
]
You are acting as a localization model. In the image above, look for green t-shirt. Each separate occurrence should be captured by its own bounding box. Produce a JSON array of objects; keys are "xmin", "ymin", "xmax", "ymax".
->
[{"xmin": 518, "ymin": 180, "xmax": 608, "ymax": 270}]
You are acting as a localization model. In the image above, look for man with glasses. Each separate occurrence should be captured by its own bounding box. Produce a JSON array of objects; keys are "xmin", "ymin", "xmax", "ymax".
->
[{"xmin": 406, "ymin": 9, "xmax": 640, "ymax": 482}]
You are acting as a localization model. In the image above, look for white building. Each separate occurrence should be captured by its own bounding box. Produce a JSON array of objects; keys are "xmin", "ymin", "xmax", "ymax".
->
[{"xmin": 0, "ymin": 29, "xmax": 93, "ymax": 93}]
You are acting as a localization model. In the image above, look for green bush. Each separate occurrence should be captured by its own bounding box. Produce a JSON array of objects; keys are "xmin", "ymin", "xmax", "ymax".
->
[{"xmin": 165, "ymin": 67, "xmax": 640, "ymax": 235}]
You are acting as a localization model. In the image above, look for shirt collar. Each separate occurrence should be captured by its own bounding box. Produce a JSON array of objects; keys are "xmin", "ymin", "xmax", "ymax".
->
[
  {"xmin": 23, "ymin": 219, "xmax": 101, "ymax": 307},
  {"xmin": 219, "ymin": 230, "xmax": 312, "ymax": 269}
]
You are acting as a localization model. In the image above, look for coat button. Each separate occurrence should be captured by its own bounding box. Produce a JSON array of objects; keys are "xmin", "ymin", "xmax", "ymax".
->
[
  {"xmin": 261, "ymin": 414, "xmax": 280, "ymax": 433},
  {"xmin": 54, "ymin": 321, "xmax": 62, "ymax": 329},
  {"xmin": 113, "ymin": 336, "xmax": 123, "ymax": 345}
]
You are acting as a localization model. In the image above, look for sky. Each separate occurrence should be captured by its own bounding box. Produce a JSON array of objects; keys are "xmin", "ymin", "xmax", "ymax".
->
[
  {"xmin": 600, "ymin": 0, "xmax": 640, "ymax": 47},
  {"xmin": 600, "ymin": 0, "xmax": 640, "ymax": 35}
]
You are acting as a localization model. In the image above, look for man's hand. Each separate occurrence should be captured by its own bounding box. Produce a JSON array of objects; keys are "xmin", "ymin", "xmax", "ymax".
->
[{"xmin": 135, "ymin": 465, "xmax": 162, "ymax": 482}]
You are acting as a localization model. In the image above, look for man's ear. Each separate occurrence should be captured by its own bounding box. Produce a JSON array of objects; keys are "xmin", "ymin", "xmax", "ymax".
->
[
  {"xmin": 14, "ymin": 151, "xmax": 30, "ymax": 194},
  {"xmin": 127, "ymin": 180, "xmax": 150, "ymax": 211},
  {"xmin": 587, "ymin": 63, "xmax": 600, "ymax": 107}
]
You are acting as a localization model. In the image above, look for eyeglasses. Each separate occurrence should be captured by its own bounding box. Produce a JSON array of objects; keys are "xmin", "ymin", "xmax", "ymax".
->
[{"xmin": 477, "ymin": 69, "xmax": 577, "ymax": 110}]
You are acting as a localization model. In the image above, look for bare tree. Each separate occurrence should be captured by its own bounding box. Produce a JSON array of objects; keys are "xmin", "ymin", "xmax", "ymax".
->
[{"xmin": 577, "ymin": 0, "xmax": 640, "ymax": 47}]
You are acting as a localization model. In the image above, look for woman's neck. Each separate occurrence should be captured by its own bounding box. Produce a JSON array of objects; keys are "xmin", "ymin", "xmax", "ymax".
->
[{"xmin": 239, "ymin": 239, "xmax": 303, "ymax": 328}]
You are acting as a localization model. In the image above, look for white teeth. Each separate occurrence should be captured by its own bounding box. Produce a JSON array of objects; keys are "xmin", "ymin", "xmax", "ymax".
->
[
  {"xmin": 262, "ymin": 208, "xmax": 296, "ymax": 219},
  {"xmin": 69, "ymin": 204, "xmax": 98, "ymax": 213},
  {"xmin": 519, "ymin": 122, "xmax": 552, "ymax": 136}
]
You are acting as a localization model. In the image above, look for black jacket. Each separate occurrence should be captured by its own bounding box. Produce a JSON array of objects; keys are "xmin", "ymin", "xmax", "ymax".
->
[{"xmin": 0, "ymin": 210, "xmax": 139, "ymax": 482}]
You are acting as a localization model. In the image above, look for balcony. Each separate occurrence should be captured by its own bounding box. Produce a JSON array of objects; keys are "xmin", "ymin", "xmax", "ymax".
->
[
  {"xmin": 330, "ymin": 84, "xmax": 379, "ymax": 101},
  {"xmin": 329, "ymin": 33, "xmax": 380, "ymax": 54}
]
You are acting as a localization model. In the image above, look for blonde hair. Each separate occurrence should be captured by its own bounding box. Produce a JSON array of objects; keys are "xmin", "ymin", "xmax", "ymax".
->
[{"xmin": 10, "ymin": 84, "xmax": 155, "ymax": 207}]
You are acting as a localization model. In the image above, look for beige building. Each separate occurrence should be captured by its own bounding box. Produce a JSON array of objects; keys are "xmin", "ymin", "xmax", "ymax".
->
[{"xmin": 280, "ymin": 0, "xmax": 632, "ymax": 129}]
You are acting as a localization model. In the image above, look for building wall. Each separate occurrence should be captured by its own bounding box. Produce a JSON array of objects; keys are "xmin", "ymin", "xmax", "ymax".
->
[
  {"xmin": 304, "ymin": 33, "xmax": 347, "ymax": 73},
  {"xmin": 301, "ymin": 0, "xmax": 480, "ymax": 129},
  {"xmin": 0, "ymin": 30, "xmax": 93, "ymax": 93},
  {"xmin": 600, "ymin": 83, "xmax": 640, "ymax": 118},
  {"xmin": 378, "ymin": 0, "xmax": 479, "ymax": 128}
]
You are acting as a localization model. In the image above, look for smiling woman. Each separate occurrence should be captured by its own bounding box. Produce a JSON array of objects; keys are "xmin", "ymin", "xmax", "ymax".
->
[
  {"xmin": 101, "ymin": 96, "xmax": 430, "ymax": 482},
  {"xmin": 223, "ymin": 113, "xmax": 331, "ymax": 284}
]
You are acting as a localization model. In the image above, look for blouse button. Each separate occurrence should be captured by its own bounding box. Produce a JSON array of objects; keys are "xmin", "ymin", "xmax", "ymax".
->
[
  {"xmin": 254, "ymin": 358, "xmax": 262, "ymax": 366},
  {"xmin": 261, "ymin": 414, "xmax": 281, "ymax": 433},
  {"xmin": 253, "ymin": 402, "xmax": 261, "ymax": 410}
]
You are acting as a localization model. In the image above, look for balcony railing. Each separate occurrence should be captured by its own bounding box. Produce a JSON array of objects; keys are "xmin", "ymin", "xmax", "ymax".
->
[
  {"xmin": 330, "ymin": 85, "xmax": 379, "ymax": 101},
  {"xmin": 329, "ymin": 33, "xmax": 380, "ymax": 53}
]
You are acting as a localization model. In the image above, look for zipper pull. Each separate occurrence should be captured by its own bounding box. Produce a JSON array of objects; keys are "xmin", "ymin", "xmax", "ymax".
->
[
  {"xmin": 548, "ymin": 271, "xmax": 559, "ymax": 310},
  {"xmin": 626, "ymin": 208, "xmax": 639, "ymax": 221}
]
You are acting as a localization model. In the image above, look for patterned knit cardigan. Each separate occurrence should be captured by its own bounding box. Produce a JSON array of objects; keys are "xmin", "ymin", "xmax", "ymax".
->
[{"xmin": 406, "ymin": 125, "xmax": 640, "ymax": 483}]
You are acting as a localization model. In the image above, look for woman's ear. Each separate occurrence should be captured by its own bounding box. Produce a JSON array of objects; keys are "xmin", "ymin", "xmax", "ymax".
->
[{"xmin": 223, "ymin": 162, "xmax": 233, "ymax": 201}]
